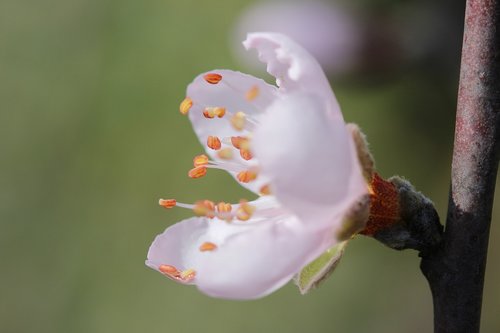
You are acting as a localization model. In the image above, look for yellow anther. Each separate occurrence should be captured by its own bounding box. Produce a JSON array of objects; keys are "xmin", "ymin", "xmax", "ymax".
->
[
  {"xmin": 179, "ymin": 97, "xmax": 193, "ymax": 115},
  {"xmin": 230, "ymin": 136, "xmax": 248, "ymax": 149},
  {"xmin": 180, "ymin": 269, "xmax": 196, "ymax": 281},
  {"xmin": 217, "ymin": 147, "xmax": 233, "ymax": 160},
  {"xmin": 159, "ymin": 264, "xmax": 179, "ymax": 275},
  {"xmin": 214, "ymin": 107, "xmax": 226, "ymax": 118},
  {"xmin": 259, "ymin": 184, "xmax": 271, "ymax": 196},
  {"xmin": 159, "ymin": 199, "xmax": 177, "ymax": 208},
  {"xmin": 199, "ymin": 242, "xmax": 218, "ymax": 252},
  {"xmin": 188, "ymin": 166, "xmax": 207, "ymax": 179},
  {"xmin": 239, "ymin": 147, "xmax": 253, "ymax": 161},
  {"xmin": 237, "ymin": 170, "xmax": 258, "ymax": 183},
  {"xmin": 193, "ymin": 154, "xmax": 209, "ymax": 167},
  {"xmin": 230, "ymin": 112, "xmax": 246, "ymax": 131},
  {"xmin": 236, "ymin": 200, "xmax": 256, "ymax": 221},
  {"xmin": 203, "ymin": 73, "xmax": 223, "ymax": 84},
  {"xmin": 245, "ymin": 85, "xmax": 259, "ymax": 101},
  {"xmin": 193, "ymin": 200, "xmax": 216, "ymax": 218},
  {"xmin": 207, "ymin": 136, "xmax": 222, "ymax": 150},
  {"xmin": 237, "ymin": 211, "xmax": 251, "ymax": 221},
  {"xmin": 240, "ymin": 200, "xmax": 256, "ymax": 214}
]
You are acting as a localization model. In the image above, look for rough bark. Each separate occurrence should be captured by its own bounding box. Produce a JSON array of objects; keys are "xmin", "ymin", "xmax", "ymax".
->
[{"xmin": 420, "ymin": 0, "xmax": 500, "ymax": 332}]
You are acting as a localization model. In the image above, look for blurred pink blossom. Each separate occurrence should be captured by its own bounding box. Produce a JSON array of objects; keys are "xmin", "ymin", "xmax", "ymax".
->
[{"xmin": 232, "ymin": 1, "xmax": 363, "ymax": 75}]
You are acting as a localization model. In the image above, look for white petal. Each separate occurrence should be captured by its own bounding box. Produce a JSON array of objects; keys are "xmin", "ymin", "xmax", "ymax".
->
[
  {"xmin": 243, "ymin": 32, "xmax": 341, "ymax": 117},
  {"xmin": 187, "ymin": 69, "xmax": 277, "ymax": 194},
  {"xmin": 146, "ymin": 212, "xmax": 334, "ymax": 299},
  {"xmin": 252, "ymin": 92, "xmax": 368, "ymax": 230}
]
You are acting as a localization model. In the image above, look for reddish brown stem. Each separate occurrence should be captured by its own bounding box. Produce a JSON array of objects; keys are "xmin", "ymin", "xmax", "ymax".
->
[{"xmin": 420, "ymin": 0, "xmax": 500, "ymax": 332}]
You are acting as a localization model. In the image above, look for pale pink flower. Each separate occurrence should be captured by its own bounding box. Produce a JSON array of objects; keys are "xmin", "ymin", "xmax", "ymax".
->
[
  {"xmin": 232, "ymin": 1, "xmax": 363, "ymax": 75},
  {"xmin": 146, "ymin": 33, "xmax": 368, "ymax": 300}
]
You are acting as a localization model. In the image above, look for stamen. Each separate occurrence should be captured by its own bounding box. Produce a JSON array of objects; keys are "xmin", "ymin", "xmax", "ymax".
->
[
  {"xmin": 217, "ymin": 202, "xmax": 232, "ymax": 213},
  {"xmin": 199, "ymin": 242, "xmax": 218, "ymax": 252},
  {"xmin": 159, "ymin": 264, "xmax": 195, "ymax": 282},
  {"xmin": 236, "ymin": 200, "xmax": 256, "ymax": 221},
  {"xmin": 239, "ymin": 148, "xmax": 252, "ymax": 161},
  {"xmin": 246, "ymin": 85, "xmax": 259, "ymax": 101},
  {"xmin": 203, "ymin": 108, "xmax": 215, "ymax": 119},
  {"xmin": 203, "ymin": 73, "xmax": 223, "ymax": 84},
  {"xmin": 230, "ymin": 136, "xmax": 248, "ymax": 149},
  {"xmin": 202, "ymin": 107, "xmax": 226, "ymax": 119},
  {"xmin": 230, "ymin": 111, "xmax": 246, "ymax": 131},
  {"xmin": 179, "ymin": 97, "xmax": 193, "ymax": 115},
  {"xmin": 215, "ymin": 201, "xmax": 233, "ymax": 222},
  {"xmin": 159, "ymin": 199, "xmax": 177, "ymax": 208},
  {"xmin": 214, "ymin": 107, "xmax": 226, "ymax": 118},
  {"xmin": 237, "ymin": 170, "xmax": 258, "ymax": 183},
  {"xmin": 180, "ymin": 269, "xmax": 196, "ymax": 281},
  {"xmin": 193, "ymin": 200, "xmax": 216, "ymax": 218},
  {"xmin": 193, "ymin": 154, "xmax": 209, "ymax": 167},
  {"xmin": 259, "ymin": 184, "xmax": 271, "ymax": 196},
  {"xmin": 159, "ymin": 264, "xmax": 178, "ymax": 275},
  {"xmin": 217, "ymin": 147, "xmax": 233, "ymax": 160},
  {"xmin": 207, "ymin": 136, "xmax": 222, "ymax": 150},
  {"xmin": 188, "ymin": 166, "xmax": 207, "ymax": 179},
  {"xmin": 158, "ymin": 198, "xmax": 227, "ymax": 220},
  {"xmin": 205, "ymin": 160, "xmax": 246, "ymax": 173}
]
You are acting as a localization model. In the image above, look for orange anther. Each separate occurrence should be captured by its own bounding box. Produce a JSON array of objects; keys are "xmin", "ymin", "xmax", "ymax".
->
[
  {"xmin": 188, "ymin": 166, "xmax": 207, "ymax": 179},
  {"xmin": 259, "ymin": 184, "xmax": 271, "ymax": 196},
  {"xmin": 159, "ymin": 264, "xmax": 178, "ymax": 275},
  {"xmin": 230, "ymin": 112, "xmax": 246, "ymax": 131},
  {"xmin": 159, "ymin": 199, "xmax": 177, "ymax": 208},
  {"xmin": 245, "ymin": 85, "xmax": 259, "ymax": 101},
  {"xmin": 193, "ymin": 154, "xmax": 209, "ymax": 167},
  {"xmin": 179, "ymin": 97, "xmax": 193, "ymax": 115},
  {"xmin": 237, "ymin": 170, "xmax": 258, "ymax": 183},
  {"xmin": 203, "ymin": 107, "xmax": 225, "ymax": 118},
  {"xmin": 203, "ymin": 108, "xmax": 215, "ymax": 119},
  {"xmin": 199, "ymin": 242, "xmax": 218, "ymax": 252},
  {"xmin": 217, "ymin": 202, "xmax": 232, "ymax": 213},
  {"xmin": 207, "ymin": 136, "xmax": 222, "ymax": 150},
  {"xmin": 217, "ymin": 147, "xmax": 233, "ymax": 160},
  {"xmin": 240, "ymin": 148, "xmax": 253, "ymax": 161},
  {"xmin": 204, "ymin": 73, "xmax": 222, "ymax": 84},
  {"xmin": 217, "ymin": 201, "xmax": 234, "ymax": 222},
  {"xmin": 230, "ymin": 136, "xmax": 247, "ymax": 149},
  {"xmin": 193, "ymin": 200, "xmax": 215, "ymax": 218},
  {"xmin": 203, "ymin": 200, "xmax": 216, "ymax": 211}
]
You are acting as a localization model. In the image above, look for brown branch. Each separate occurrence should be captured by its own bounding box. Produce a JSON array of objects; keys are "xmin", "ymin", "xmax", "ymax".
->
[{"xmin": 420, "ymin": 0, "xmax": 500, "ymax": 332}]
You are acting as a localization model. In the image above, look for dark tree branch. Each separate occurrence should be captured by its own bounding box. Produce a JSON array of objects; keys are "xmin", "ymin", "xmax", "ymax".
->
[{"xmin": 420, "ymin": 0, "xmax": 500, "ymax": 332}]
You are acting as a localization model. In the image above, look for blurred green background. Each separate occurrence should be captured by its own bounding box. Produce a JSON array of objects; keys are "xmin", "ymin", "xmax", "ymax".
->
[{"xmin": 1, "ymin": 0, "xmax": 499, "ymax": 332}]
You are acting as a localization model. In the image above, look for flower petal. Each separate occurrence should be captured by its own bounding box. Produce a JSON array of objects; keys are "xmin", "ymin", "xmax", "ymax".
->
[
  {"xmin": 252, "ymin": 92, "xmax": 368, "ymax": 230},
  {"xmin": 187, "ymin": 69, "xmax": 277, "ymax": 194},
  {"xmin": 146, "ymin": 212, "xmax": 334, "ymax": 299},
  {"xmin": 243, "ymin": 32, "xmax": 341, "ymax": 117}
]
